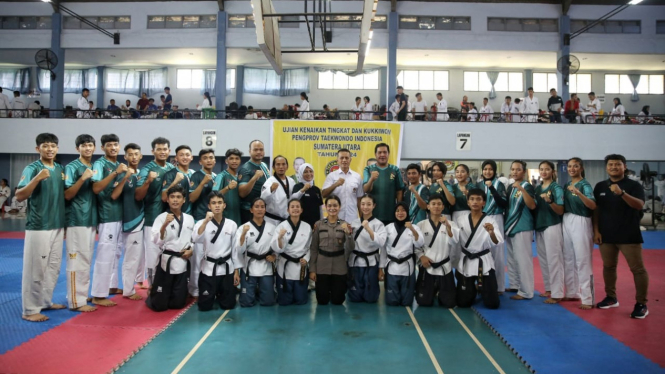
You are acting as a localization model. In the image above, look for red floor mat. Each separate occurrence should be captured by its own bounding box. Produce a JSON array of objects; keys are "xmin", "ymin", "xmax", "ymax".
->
[
  {"xmin": 533, "ymin": 249, "xmax": 665, "ymax": 368},
  {"xmin": 0, "ymin": 289, "xmax": 193, "ymax": 374},
  {"xmin": 0, "ymin": 232, "xmax": 25, "ymax": 239}
]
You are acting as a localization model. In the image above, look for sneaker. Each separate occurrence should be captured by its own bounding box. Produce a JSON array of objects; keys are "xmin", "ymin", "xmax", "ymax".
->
[
  {"xmin": 630, "ymin": 303, "xmax": 649, "ymax": 319},
  {"xmin": 597, "ymin": 297, "xmax": 619, "ymax": 309}
]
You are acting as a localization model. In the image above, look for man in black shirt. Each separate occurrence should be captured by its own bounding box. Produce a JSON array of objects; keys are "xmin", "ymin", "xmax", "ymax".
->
[
  {"xmin": 547, "ymin": 88, "xmax": 564, "ymax": 123},
  {"xmin": 396, "ymin": 86, "xmax": 408, "ymax": 121},
  {"xmin": 593, "ymin": 154, "xmax": 649, "ymax": 319}
]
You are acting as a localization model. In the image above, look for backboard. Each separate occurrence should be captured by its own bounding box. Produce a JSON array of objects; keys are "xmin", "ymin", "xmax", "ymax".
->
[{"xmin": 251, "ymin": 0, "xmax": 283, "ymax": 74}]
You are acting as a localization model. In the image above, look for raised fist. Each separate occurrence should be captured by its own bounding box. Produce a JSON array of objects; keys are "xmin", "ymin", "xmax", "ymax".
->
[
  {"xmin": 81, "ymin": 168, "xmax": 94, "ymax": 181},
  {"xmin": 228, "ymin": 180, "xmax": 238, "ymax": 190}
]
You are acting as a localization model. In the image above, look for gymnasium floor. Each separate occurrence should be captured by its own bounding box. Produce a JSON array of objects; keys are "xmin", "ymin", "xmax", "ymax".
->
[{"xmin": 0, "ymin": 217, "xmax": 663, "ymax": 374}]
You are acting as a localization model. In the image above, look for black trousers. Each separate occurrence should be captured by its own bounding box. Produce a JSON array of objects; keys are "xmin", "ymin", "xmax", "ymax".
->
[
  {"xmin": 416, "ymin": 268, "xmax": 456, "ymax": 308},
  {"xmin": 198, "ymin": 272, "xmax": 237, "ymax": 311},
  {"xmin": 315, "ymin": 274, "xmax": 347, "ymax": 305},
  {"xmin": 145, "ymin": 265, "xmax": 189, "ymax": 312},
  {"xmin": 455, "ymin": 269, "xmax": 500, "ymax": 309}
]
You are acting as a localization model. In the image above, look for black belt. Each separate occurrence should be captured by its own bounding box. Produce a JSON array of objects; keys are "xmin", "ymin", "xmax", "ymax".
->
[
  {"xmin": 280, "ymin": 252, "xmax": 306, "ymax": 287},
  {"xmin": 246, "ymin": 250, "xmax": 275, "ymax": 280},
  {"xmin": 206, "ymin": 253, "xmax": 232, "ymax": 277},
  {"xmin": 430, "ymin": 256, "xmax": 450, "ymax": 270},
  {"xmin": 386, "ymin": 253, "xmax": 416, "ymax": 287},
  {"xmin": 317, "ymin": 249, "xmax": 344, "ymax": 257},
  {"xmin": 161, "ymin": 249, "xmax": 191, "ymax": 275},
  {"xmin": 265, "ymin": 212, "xmax": 285, "ymax": 223},
  {"xmin": 461, "ymin": 248, "xmax": 491, "ymax": 288},
  {"xmin": 352, "ymin": 249, "xmax": 379, "ymax": 267}
]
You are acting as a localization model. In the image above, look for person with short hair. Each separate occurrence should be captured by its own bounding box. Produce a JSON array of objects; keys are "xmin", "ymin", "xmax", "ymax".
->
[
  {"xmin": 547, "ymin": 88, "xmax": 564, "ymax": 123},
  {"xmin": 363, "ymin": 143, "xmax": 405, "ymax": 225},
  {"xmin": 594, "ymin": 154, "xmax": 649, "ymax": 319},
  {"xmin": 135, "ymin": 137, "xmax": 175, "ymax": 285},
  {"xmin": 11, "ymin": 91, "xmax": 25, "ymax": 118},
  {"xmin": 404, "ymin": 163, "xmax": 429, "ymax": 224},
  {"xmin": 110, "ymin": 143, "xmax": 146, "ymax": 300},
  {"xmin": 16, "ymin": 133, "xmax": 66, "ymax": 322},
  {"xmin": 352, "ymin": 97, "xmax": 362, "ymax": 120},
  {"xmin": 415, "ymin": 194, "xmax": 458, "ymax": 308},
  {"xmin": 500, "ymin": 96, "xmax": 513, "ymax": 122},
  {"xmin": 238, "ymin": 140, "xmax": 270, "ymax": 224},
  {"xmin": 322, "ymin": 148, "xmax": 364, "ymax": 222},
  {"xmin": 192, "ymin": 192, "xmax": 240, "ymax": 311},
  {"xmin": 581, "ymin": 92, "xmax": 600, "ymax": 123},
  {"xmin": 412, "ymin": 93, "xmax": 428, "ymax": 121},
  {"xmin": 512, "ymin": 98, "xmax": 524, "ymax": 123},
  {"xmin": 362, "ymin": 96, "xmax": 373, "ymax": 121},
  {"xmin": 524, "ymin": 87, "xmax": 539, "ymax": 123},
  {"xmin": 0, "ymin": 178, "xmax": 10, "ymax": 209},
  {"xmin": 145, "ymin": 185, "xmax": 194, "ymax": 311},
  {"xmin": 564, "ymin": 93, "xmax": 580, "ymax": 123},
  {"xmin": 0, "ymin": 87, "xmax": 11, "ymax": 117},
  {"xmin": 396, "ymin": 86, "xmax": 408, "ymax": 121},
  {"xmin": 454, "ymin": 188, "xmax": 502, "ymax": 309},
  {"xmin": 91, "ymin": 134, "xmax": 128, "ymax": 307},
  {"xmin": 163, "ymin": 87, "xmax": 172, "ymax": 110},
  {"xmin": 381, "ymin": 202, "xmax": 424, "ymax": 306},
  {"xmin": 436, "ymin": 93, "xmax": 449, "ymax": 121},
  {"xmin": 479, "ymin": 98, "xmax": 493, "ymax": 122},
  {"xmin": 64, "ymin": 134, "xmax": 98, "ymax": 312},
  {"xmin": 467, "ymin": 102, "xmax": 478, "ymax": 122},
  {"xmin": 28, "ymin": 100, "xmax": 41, "ymax": 118},
  {"xmin": 137, "ymin": 92, "xmax": 149, "ymax": 113},
  {"xmin": 77, "ymin": 88, "xmax": 90, "ymax": 119},
  {"xmin": 214, "ymin": 148, "xmax": 243, "ymax": 226},
  {"xmin": 271, "ymin": 199, "xmax": 313, "ymax": 306},
  {"xmin": 161, "ymin": 145, "xmax": 194, "ymax": 214},
  {"xmin": 289, "ymin": 157, "xmax": 305, "ymax": 184},
  {"xmin": 237, "ymin": 198, "xmax": 277, "ymax": 307}
]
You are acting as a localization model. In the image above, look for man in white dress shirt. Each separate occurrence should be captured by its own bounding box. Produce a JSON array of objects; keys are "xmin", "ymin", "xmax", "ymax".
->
[
  {"xmin": 436, "ymin": 93, "xmax": 449, "ymax": 121},
  {"xmin": 523, "ymin": 87, "xmax": 539, "ymax": 123},
  {"xmin": 76, "ymin": 88, "xmax": 90, "ymax": 119},
  {"xmin": 479, "ymin": 97, "xmax": 494, "ymax": 122},
  {"xmin": 322, "ymin": 148, "xmax": 363, "ymax": 222}
]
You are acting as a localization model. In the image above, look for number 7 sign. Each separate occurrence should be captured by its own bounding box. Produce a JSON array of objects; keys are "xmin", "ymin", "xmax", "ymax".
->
[{"xmin": 456, "ymin": 132, "xmax": 471, "ymax": 151}]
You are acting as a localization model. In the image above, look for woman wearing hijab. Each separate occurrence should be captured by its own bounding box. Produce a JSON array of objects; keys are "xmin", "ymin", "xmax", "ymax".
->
[
  {"xmin": 609, "ymin": 98, "xmax": 625, "ymax": 124},
  {"xmin": 481, "ymin": 160, "xmax": 508, "ymax": 294},
  {"xmin": 292, "ymin": 162, "xmax": 323, "ymax": 228},
  {"xmin": 380, "ymin": 202, "xmax": 424, "ymax": 306}
]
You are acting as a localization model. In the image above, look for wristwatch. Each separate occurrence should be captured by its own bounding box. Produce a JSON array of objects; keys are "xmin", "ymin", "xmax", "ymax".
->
[{"xmin": 620, "ymin": 190, "xmax": 626, "ymax": 196}]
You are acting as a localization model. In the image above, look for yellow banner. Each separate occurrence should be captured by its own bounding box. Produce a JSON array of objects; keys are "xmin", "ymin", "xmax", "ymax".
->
[{"xmin": 271, "ymin": 120, "xmax": 404, "ymax": 184}]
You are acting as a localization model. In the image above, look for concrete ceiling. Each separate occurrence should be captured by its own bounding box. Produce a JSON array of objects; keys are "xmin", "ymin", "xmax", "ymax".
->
[
  {"xmin": 1, "ymin": 47, "xmax": 664, "ymax": 71},
  {"xmin": 5, "ymin": 0, "xmax": 665, "ymax": 3}
]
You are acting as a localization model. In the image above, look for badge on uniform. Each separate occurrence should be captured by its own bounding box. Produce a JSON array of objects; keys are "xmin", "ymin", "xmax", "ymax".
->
[{"xmin": 515, "ymin": 191, "xmax": 522, "ymax": 199}]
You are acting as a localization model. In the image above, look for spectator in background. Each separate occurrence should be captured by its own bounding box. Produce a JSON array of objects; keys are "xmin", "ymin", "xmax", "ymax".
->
[
  {"xmin": 245, "ymin": 106, "xmax": 258, "ymax": 120},
  {"xmin": 159, "ymin": 95, "xmax": 166, "ymax": 109},
  {"xmin": 460, "ymin": 95, "xmax": 470, "ymax": 112},
  {"xmin": 0, "ymin": 87, "xmax": 11, "ymax": 118},
  {"xmin": 352, "ymin": 97, "xmax": 362, "ymax": 120},
  {"xmin": 412, "ymin": 93, "xmax": 428, "ymax": 121},
  {"xmin": 11, "ymin": 91, "xmax": 26, "ymax": 118},
  {"xmin": 467, "ymin": 102, "xmax": 478, "ymax": 122},
  {"xmin": 323, "ymin": 104, "xmax": 338, "ymax": 120},
  {"xmin": 299, "ymin": 92, "xmax": 311, "ymax": 120},
  {"xmin": 436, "ymin": 92, "xmax": 449, "ymax": 121},
  {"xmin": 0, "ymin": 179, "xmax": 10, "ymax": 209},
  {"xmin": 197, "ymin": 92, "xmax": 213, "ymax": 117},
  {"xmin": 362, "ymin": 96, "xmax": 372, "ymax": 121},
  {"xmin": 389, "ymin": 95, "xmax": 401, "ymax": 121},
  {"xmin": 163, "ymin": 87, "xmax": 173, "ymax": 110},
  {"xmin": 512, "ymin": 98, "xmax": 524, "ymax": 123},
  {"xmin": 169, "ymin": 105, "xmax": 183, "ymax": 119},
  {"xmin": 501, "ymin": 96, "xmax": 513, "ymax": 122},
  {"xmin": 107, "ymin": 99, "xmax": 119, "ymax": 112},
  {"xmin": 137, "ymin": 92, "xmax": 150, "ymax": 112},
  {"xmin": 524, "ymin": 87, "xmax": 539, "ymax": 123},
  {"xmin": 581, "ymin": 92, "xmax": 600, "ymax": 124},
  {"xmin": 28, "ymin": 100, "xmax": 41, "ymax": 118},
  {"xmin": 564, "ymin": 93, "xmax": 580, "ymax": 123},
  {"xmin": 609, "ymin": 98, "xmax": 625, "ymax": 124},
  {"xmin": 479, "ymin": 97, "xmax": 493, "ymax": 122},
  {"xmin": 147, "ymin": 98, "xmax": 158, "ymax": 112},
  {"xmin": 121, "ymin": 99, "xmax": 132, "ymax": 117},
  {"xmin": 547, "ymin": 88, "xmax": 564, "ymax": 123},
  {"xmin": 460, "ymin": 107, "xmax": 468, "ymax": 122},
  {"xmin": 406, "ymin": 95, "xmax": 412, "ymax": 120},
  {"xmin": 76, "ymin": 88, "xmax": 90, "ymax": 119},
  {"xmin": 396, "ymin": 86, "xmax": 408, "ymax": 121}
]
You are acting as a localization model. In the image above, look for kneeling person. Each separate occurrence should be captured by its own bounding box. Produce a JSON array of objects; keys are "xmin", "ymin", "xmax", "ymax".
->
[
  {"xmin": 192, "ymin": 192, "xmax": 240, "ymax": 311},
  {"xmin": 146, "ymin": 185, "xmax": 195, "ymax": 312},
  {"xmin": 455, "ymin": 189, "xmax": 503, "ymax": 309},
  {"xmin": 415, "ymin": 194, "xmax": 459, "ymax": 308}
]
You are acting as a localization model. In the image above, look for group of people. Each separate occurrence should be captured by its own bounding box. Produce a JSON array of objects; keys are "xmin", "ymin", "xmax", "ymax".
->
[
  {"xmin": 0, "ymin": 87, "xmax": 42, "ymax": 118},
  {"xmin": 15, "ymin": 132, "xmax": 651, "ymax": 322}
]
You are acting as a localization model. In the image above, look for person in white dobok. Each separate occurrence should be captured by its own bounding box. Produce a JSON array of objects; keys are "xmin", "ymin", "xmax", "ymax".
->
[
  {"xmin": 0, "ymin": 179, "xmax": 10, "ymax": 210},
  {"xmin": 352, "ymin": 96, "xmax": 363, "ymax": 120},
  {"xmin": 500, "ymin": 96, "xmax": 514, "ymax": 122},
  {"xmin": 76, "ymin": 88, "xmax": 90, "ymax": 119},
  {"xmin": 454, "ymin": 188, "xmax": 502, "ymax": 309},
  {"xmin": 237, "ymin": 197, "xmax": 277, "ymax": 307},
  {"xmin": 261, "ymin": 155, "xmax": 293, "ymax": 227},
  {"xmin": 523, "ymin": 87, "xmax": 539, "ymax": 123},
  {"xmin": 389, "ymin": 95, "xmax": 401, "ymax": 121},
  {"xmin": 299, "ymin": 92, "xmax": 311, "ymax": 120},
  {"xmin": 436, "ymin": 92, "xmax": 449, "ymax": 121},
  {"xmin": 479, "ymin": 97, "xmax": 494, "ymax": 122},
  {"xmin": 362, "ymin": 96, "xmax": 373, "ymax": 120},
  {"xmin": 580, "ymin": 92, "xmax": 601, "ymax": 124},
  {"xmin": 480, "ymin": 160, "xmax": 508, "ymax": 294},
  {"xmin": 609, "ymin": 97, "xmax": 625, "ymax": 124},
  {"xmin": 192, "ymin": 192, "xmax": 240, "ymax": 311}
]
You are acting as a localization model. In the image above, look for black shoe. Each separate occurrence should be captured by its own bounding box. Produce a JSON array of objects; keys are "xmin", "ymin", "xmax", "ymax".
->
[
  {"xmin": 597, "ymin": 297, "xmax": 619, "ymax": 309},
  {"xmin": 505, "ymin": 288, "xmax": 519, "ymax": 293},
  {"xmin": 630, "ymin": 303, "xmax": 649, "ymax": 319}
]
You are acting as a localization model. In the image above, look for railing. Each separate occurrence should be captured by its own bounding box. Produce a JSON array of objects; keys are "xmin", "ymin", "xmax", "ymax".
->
[{"xmin": 1, "ymin": 108, "xmax": 663, "ymax": 124}]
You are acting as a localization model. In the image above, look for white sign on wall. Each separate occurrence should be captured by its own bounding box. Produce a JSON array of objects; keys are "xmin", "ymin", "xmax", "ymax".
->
[
  {"xmin": 597, "ymin": 95, "xmax": 605, "ymax": 104},
  {"xmin": 456, "ymin": 132, "xmax": 471, "ymax": 151},
  {"xmin": 202, "ymin": 129, "xmax": 217, "ymax": 149}
]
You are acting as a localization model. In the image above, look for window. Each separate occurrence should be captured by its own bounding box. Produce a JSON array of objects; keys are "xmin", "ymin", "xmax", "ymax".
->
[
  {"xmin": 487, "ymin": 18, "xmax": 558, "ymax": 32},
  {"xmin": 605, "ymin": 74, "xmax": 664, "ymax": 95},
  {"xmin": 176, "ymin": 69, "xmax": 236, "ymax": 89},
  {"xmin": 318, "ymin": 70, "xmax": 379, "ymax": 90},
  {"xmin": 533, "ymin": 73, "xmax": 558, "ymax": 93},
  {"xmin": 568, "ymin": 74, "xmax": 591, "ymax": 95},
  {"xmin": 464, "ymin": 71, "xmax": 523, "ymax": 92},
  {"xmin": 228, "ymin": 15, "xmax": 255, "ymax": 28},
  {"xmin": 571, "ymin": 20, "xmax": 640, "ymax": 34},
  {"xmin": 148, "ymin": 15, "xmax": 216, "ymax": 29},
  {"xmin": 1, "ymin": 16, "xmax": 52, "ymax": 29},
  {"xmin": 396, "ymin": 70, "xmax": 449, "ymax": 91},
  {"xmin": 657, "ymin": 21, "xmax": 665, "ymax": 34},
  {"xmin": 399, "ymin": 16, "xmax": 470, "ymax": 30},
  {"xmin": 331, "ymin": 15, "xmax": 363, "ymax": 29},
  {"xmin": 372, "ymin": 15, "xmax": 387, "ymax": 29},
  {"xmin": 64, "ymin": 16, "xmax": 130, "ymax": 29}
]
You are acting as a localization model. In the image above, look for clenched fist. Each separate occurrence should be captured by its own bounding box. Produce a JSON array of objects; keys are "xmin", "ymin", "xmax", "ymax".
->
[
  {"xmin": 116, "ymin": 163, "xmax": 128, "ymax": 174},
  {"xmin": 37, "ymin": 168, "xmax": 50, "ymax": 181},
  {"xmin": 81, "ymin": 168, "xmax": 94, "ymax": 181}
]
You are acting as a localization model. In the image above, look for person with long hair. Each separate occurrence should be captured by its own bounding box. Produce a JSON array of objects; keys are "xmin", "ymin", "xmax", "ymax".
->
[
  {"xmin": 427, "ymin": 162, "xmax": 456, "ymax": 221},
  {"xmin": 562, "ymin": 157, "xmax": 597, "ymax": 309},
  {"xmin": 291, "ymin": 162, "xmax": 323, "ymax": 228},
  {"xmin": 609, "ymin": 97, "xmax": 625, "ymax": 124},
  {"xmin": 261, "ymin": 155, "xmax": 292, "ymax": 226},
  {"xmin": 299, "ymin": 92, "xmax": 311, "ymax": 120},
  {"xmin": 201, "ymin": 92, "xmax": 212, "ymax": 109},
  {"xmin": 481, "ymin": 160, "xmax": 508, "ymax": 294},
  {"xmin": 348, "ymin": 194, "xmax": 387, "ymax": 303},
  {"xmin": 534, "ymin": 161, "xmax": 565, "ymax": 304},
  {"xmin": 380, "ymin": 202, "xmax": 424, "ymax": 306},
  {"xmin": 271, "ymin": 199, "xmax": 312, "ymax": 305},
  {"xmin": 504, "ymin": 160, "xmax": 536, "ymax": 300},
  {"xmin": 309, "ymin": 195, "xmax": 354, "ymax": 305},
  {"xmin": 236, "ymin": 198, "xmax": 277, "ymax": 307}
]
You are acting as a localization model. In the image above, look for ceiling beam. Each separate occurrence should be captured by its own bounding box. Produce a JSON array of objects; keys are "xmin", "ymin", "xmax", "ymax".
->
[
  {"xmin": 217, "ymin": 0, "xmax": 224, "ymax": 11},
  {"xmin": 391, "ymin": 0, "xmax": 397, "ymax": 12},
  {"xmin": 562, "ymin": 0, "xmax": 572, "ymax": 15},
  {"xmin": 49, "ymin": 0, "xmax": 60, "ymax": 13}
]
